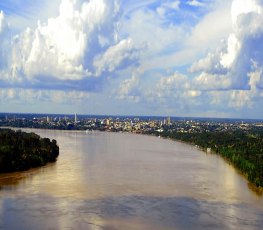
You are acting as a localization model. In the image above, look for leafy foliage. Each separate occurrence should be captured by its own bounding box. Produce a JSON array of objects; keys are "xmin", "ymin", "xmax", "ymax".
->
[{"xmin": 0, "ymin": 129, "xmax": 59, "ymax": 172}]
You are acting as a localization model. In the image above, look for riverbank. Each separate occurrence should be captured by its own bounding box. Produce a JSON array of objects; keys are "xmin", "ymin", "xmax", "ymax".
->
[
  {"xmin": 168, "ymin": 136, "xmax": 263, "ymax": 193},
  {"xmin": 156, "ymin": 130, "xmax": 263, "ymax": 188}
]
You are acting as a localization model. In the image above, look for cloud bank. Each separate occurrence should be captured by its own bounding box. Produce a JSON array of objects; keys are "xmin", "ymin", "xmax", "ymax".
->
[
  {"xmin": 0, "ymin": 0, "xmax": 141, "ymax": 84},
  {"xmin": 0, "ymin": 0, "xmax": 262, "ymax": 118}
]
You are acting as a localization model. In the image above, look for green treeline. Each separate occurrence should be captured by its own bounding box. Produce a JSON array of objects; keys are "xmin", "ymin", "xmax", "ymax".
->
[
  {"xmin": 159, "ymin": 129, "xmax": 263, "ymax": 187},
  {"xmin": 0, "ymin": 129, "xmax": 59, "ymax": 173}
]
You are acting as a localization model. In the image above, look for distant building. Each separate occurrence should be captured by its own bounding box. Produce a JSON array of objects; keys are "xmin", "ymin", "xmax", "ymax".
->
[
  {"xmin": 167, "ymin": 116, "xmax": 171, "ymax": 126},
  {"xmin": 106, "ymin": 119, "xmax": 110, "ymax": 126},
  {"xmin": 75, "ymin": 113, "xmax": 77, "ymax": 123}
]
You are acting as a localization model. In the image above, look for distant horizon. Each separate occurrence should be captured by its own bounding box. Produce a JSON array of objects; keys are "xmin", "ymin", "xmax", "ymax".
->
[{"xmin": 1, "ymin": 111, "xmax": 262, "ymax": 122}]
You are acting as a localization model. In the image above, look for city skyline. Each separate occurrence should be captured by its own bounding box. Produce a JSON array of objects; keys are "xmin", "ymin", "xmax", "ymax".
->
[{"xmin": 0, "ymin": 0, "xmax": 263, "ymax": 119}]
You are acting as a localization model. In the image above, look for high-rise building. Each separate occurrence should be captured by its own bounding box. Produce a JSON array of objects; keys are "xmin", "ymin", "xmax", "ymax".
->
[
  {"xmin": 167, "ymin": 116, "xmax": 171, "ymax": 126},
  {"xmin": 75, "ymin": 113, "xmax": 77, "ymax": 123}
]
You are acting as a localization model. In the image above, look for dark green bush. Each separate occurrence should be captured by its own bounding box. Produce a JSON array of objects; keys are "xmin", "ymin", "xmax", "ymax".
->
[{"xmin": 0, "ymin": 129, "xmax": 59, "ymax": 172}]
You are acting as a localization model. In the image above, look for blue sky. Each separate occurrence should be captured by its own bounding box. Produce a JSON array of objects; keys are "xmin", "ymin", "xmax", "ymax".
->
[{"xmin": 0, "ymin": 0, "xmax": 263, "ymax": 119}]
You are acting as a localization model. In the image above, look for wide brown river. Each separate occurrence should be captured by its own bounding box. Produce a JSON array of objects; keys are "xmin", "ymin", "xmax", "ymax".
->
[{"xmin": 0, "ymin": 129, "xmax": 262, "ymax": 230}]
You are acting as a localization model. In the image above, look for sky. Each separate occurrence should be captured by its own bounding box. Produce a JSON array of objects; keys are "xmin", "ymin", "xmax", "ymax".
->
[{"xmin": 0, "ymin": 0, "xmax": 263, "ymax": 119}]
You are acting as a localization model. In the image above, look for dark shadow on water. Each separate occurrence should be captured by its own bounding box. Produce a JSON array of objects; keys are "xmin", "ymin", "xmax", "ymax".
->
[
  {"xmin": 0, "ymin": 194, "xmax": 263, "ymax": 230},
  {"xmin": 248, "ymin": 183, "xmax": 263, "ymax": 196},
  {"xmin": 0, "ymin": 162, "xmax": 57, "ymax": 191}
]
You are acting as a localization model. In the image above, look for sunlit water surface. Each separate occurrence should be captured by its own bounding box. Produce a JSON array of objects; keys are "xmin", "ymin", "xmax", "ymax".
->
[{"xmin": 0, "ymin": 129, "xmax": 262, "ymax": 229}]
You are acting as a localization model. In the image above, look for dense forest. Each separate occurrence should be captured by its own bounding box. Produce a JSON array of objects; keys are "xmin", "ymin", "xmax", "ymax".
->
[
  {"xmin": 158, "ymin": 129, "xmax": 263, "ymax": 187},
  {"xmin": 0, "ymin": 128, "xmax": 59, "ymax": 173}
]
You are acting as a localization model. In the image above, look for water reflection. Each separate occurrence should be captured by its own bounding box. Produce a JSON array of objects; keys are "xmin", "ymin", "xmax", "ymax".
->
[
  {"xmin": 1, "ymin": 195, "xmax": 263, "ymax": 230},
  {"xmin": 0, "ymin": 129, "xmax": 263, "ymax": 229}
]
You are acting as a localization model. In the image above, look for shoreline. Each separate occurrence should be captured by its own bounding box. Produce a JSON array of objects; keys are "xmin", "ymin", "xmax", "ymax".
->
[
  {"xmin": 1, "ymin": 126, "xmax": 262, "ymax": 193},
  {"xmin": 157, "ymin": 134, "xmax": 263, "ymax": 191}
]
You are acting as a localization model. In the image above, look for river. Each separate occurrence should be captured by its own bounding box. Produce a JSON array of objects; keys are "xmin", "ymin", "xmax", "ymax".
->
[{"xmin": 0, "ymin": 129, "xmax": 262, "ymax": 229}]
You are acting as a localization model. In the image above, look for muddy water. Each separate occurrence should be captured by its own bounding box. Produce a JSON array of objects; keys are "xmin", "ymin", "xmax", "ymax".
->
[{"xmin": 0, "ymin": 129, "xmax": 262, "ymax": 230}]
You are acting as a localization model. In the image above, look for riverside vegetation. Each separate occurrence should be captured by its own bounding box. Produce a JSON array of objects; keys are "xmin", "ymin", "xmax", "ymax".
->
[
  {"xmin": 0, "ymin": 128, "xmax": 59, "ymax": 173},
  {"xmin": 157, "ymin": 128, "xmax": 263, "ymax": 187}
]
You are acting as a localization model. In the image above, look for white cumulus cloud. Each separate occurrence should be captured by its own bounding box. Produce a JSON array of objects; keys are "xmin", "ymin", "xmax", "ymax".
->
[
  {"xmin": 93, "ymin": 38, "xmax": 140, "ymax": 76},
  {"xmin": 14, "ymin": 0, "xmax": 109, "ymax": 81},
  {"xmin": 190, "ymin": 0, "xmax": 263, "ymax": 91},
  {"xmin": 187, "ymin": 0, "xmax": 204, "ymax": 7},
  {"xmin": 1, "ymin": 0, "xmax": 126, "ymax": 84}
]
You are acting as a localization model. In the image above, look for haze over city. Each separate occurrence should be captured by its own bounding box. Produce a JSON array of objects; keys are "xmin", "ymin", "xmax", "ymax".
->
[{"xmin": 0, "ymin": 0, "xmax": 263, "ymax": 119}]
